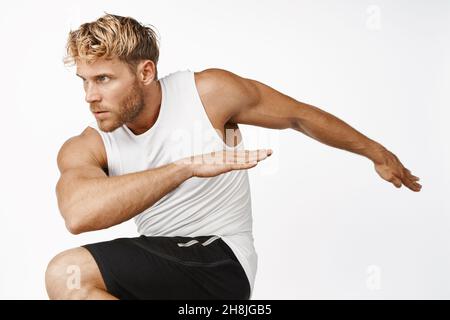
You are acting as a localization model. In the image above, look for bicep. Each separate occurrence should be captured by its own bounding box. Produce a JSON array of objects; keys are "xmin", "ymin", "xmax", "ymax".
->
[{"xmin": 56, "ymin": 136, "xmax": 107, "ymax": 207}]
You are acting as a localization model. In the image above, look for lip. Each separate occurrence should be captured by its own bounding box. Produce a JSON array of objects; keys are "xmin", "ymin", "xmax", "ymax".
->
[{"xmin": 94, "ymin": 111, "xmax": 110, "ymax": 119}]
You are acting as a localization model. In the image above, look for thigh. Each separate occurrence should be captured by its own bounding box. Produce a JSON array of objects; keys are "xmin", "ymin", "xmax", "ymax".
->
[
  {"xmin": 82, "ymin": 235, "xmax": 250, "ymax": 300},
  {"xmin": 69, "ymin": 247, "xmax": 107, "ymax": 291}
]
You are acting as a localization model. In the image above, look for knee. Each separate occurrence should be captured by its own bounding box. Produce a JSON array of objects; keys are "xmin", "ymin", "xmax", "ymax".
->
[{"xmin": 45, "ymin": 248, "xmax": 91, "ymax": 300}]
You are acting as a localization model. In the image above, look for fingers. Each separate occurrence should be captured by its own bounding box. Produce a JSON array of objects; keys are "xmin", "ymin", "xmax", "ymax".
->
[
  {"xmin": 388, "ymin": 167, "xmax": 422, "ymax": 192},
  {"xmin": 404, "ymin": 168, "xmax": 420, "ymax": 181},
  {"xmin": 401, "ymin": 168, "xmax": 422, "ymax": 192},
  {"xmin": 217, "ymin": 150, "xmax": 269, "ymax": 173},
  {"xmin": 244, "ymin": 149, "xmax": 273, "ymax": 162},
  {"xmin": 400, "ymin": 178, "xmax": 422, "ymax": 192},
  {"xmin": 228, "ymin": 161, "xmax": 258, "ymax": 171},
  {"xmin": 223, "ymin": 149, "xmax": 273, "ymax": 164},
  {"xmin": 226, "ymin": 149, "xmax": 272, "ymax": 171},
  {"xmin": 391, "ymin": 177, "xmax": 402, "ymax": 188},
  {"xmin": 181, "ymin": 149, "xmax": 273, "ymax": 167}
]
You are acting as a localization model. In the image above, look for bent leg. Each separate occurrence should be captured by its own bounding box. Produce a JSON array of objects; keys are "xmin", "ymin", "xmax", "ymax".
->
[{"xmin": 45, "ymin": 247, "xmax": 118, "ymax": 300}]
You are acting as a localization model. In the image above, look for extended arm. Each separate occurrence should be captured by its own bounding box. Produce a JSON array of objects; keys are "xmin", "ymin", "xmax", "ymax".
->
[{"xmin": 196, "ymin": 68, "xmax": 421, "ymax": 191}]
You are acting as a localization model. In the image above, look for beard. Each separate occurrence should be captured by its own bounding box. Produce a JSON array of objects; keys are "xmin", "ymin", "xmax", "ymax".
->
[{"xmin": 95, "ymin": 78, "xmax": 145, "ymax": 132}]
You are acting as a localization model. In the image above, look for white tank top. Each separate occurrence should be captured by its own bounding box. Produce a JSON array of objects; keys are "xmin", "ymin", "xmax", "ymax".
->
[{"xmin": 88, "ymin": 69, "xmax": 257, "ymax": 296}]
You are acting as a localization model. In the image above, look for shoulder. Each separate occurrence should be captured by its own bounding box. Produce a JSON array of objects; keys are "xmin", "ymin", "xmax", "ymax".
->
[
  {"xmin": 57, "ymin": 126, "xmax": 107, "ymax": 173},
  {"xmin": 194, "ymin": 68, "xmax": 256, "ymax": 97},
  {"xmin": 193, "ymin": 68, "xmax": 259, "ymax": 118}
]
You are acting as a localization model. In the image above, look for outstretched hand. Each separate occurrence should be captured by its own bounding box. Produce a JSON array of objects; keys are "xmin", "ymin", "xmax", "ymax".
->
[
  {"xmin": 373, "ymin": 148, "xmax": 421, "ymax": 192},
  {"xmin": 176, "ymin": 149, "xmax": 273, "ymax": 178}
]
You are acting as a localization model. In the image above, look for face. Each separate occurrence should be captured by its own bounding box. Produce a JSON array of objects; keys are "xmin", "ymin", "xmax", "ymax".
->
[{"xmin": 76, "ymin": 57, "xmax": 145, "ymax": 132}]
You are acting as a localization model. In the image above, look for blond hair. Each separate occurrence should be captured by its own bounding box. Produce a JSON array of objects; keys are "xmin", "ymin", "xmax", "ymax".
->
[{"xmin": 64, "ymin": 13, "xmax": 160, "ymax": 79}]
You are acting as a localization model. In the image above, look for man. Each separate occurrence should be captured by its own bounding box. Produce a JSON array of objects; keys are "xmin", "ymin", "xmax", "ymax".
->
[{"xmin": 45, "ymin": 13, "xmax": 421, "ymax": 300}]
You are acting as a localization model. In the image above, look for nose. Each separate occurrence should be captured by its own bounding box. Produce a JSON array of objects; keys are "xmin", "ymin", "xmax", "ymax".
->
[{"xmin": 85, "ymin": 84, "xmax": 101, "ymax": 104}]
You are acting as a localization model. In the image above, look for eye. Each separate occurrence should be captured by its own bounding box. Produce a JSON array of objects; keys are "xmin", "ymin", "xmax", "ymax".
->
[{"xmin": 97, "ymin": 75, "xmax": 110, "ymax": 82}]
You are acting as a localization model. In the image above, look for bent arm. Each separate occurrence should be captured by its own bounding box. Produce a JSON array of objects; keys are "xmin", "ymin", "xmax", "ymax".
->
[
  {"xmin": 56, "ymin": 133, "xmax": 272, "ymax": 234},
  {"xmin": 59, "ymin": 166, "xmax": 193, "ymax": 234},
  {"xmin": 56, "ymin": 135, "xmax": 192, "ymax": 234}
]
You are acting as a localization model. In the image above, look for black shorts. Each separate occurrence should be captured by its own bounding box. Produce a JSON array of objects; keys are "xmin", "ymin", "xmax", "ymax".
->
[{"xmin": 82, "ymin": 235, "xmax": 251, "ymax": 300}]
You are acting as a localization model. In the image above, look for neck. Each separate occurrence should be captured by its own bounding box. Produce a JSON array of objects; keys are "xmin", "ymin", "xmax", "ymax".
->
[{"xmin": 125, "ymin": 80, "xmax": 162, "ymax": 135}]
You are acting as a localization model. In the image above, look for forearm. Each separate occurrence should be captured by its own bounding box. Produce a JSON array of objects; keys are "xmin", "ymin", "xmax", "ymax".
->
[
  {"xmin": 294, "ymin": 104, "xmax": 387, "ymax": 163},
  {"xmin": 62, "ymin": 162, "xmax": 192, "ymax": 234}
]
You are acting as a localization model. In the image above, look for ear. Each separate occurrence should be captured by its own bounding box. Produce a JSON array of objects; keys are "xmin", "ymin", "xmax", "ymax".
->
[{"xmin": 138, "ymin": 60, "xmax": 157, "ymax": 85}]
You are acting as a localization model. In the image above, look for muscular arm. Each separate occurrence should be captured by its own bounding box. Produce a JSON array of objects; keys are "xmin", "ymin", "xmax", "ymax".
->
[
  {"xmin": 195, "ymin": 68, "xmax": 421, "ymax": 191},
  {"xmin": 56, "ymin": 128, "xmax": 271, "ymax": 234},
  {"xmin": 56, "ymin": 133, "xmax": 192, "ymax": 234}
]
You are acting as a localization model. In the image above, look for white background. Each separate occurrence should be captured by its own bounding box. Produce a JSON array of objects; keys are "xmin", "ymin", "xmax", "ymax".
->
[{"xmin": 0, "ymin": 0, "xmax": 449, "ymax": 299}]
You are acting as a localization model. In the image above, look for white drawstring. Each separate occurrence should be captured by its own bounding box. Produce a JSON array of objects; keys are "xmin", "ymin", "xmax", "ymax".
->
[{"xmin": 177, "ymin": 235, "xmax": 220, "ymax": 247}]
